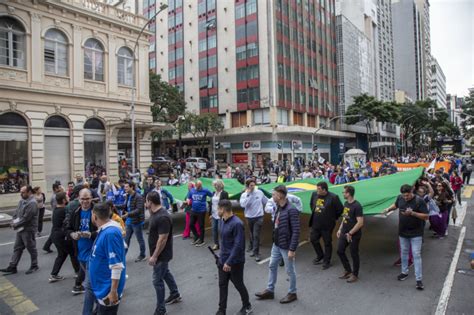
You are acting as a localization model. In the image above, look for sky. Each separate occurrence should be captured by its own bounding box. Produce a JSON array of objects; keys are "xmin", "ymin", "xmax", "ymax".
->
[{"xmin": 430, "ymin": 0, "xmax": 473, "ymax": 97}]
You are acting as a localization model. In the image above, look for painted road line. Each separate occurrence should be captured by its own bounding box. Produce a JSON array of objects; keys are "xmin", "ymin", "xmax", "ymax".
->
[
  {"xmin": 462, "ymin": 186, "xmax": 474, "ymax": 198},
  {"xmin": 435, "ymin": 226, "xmax": 466, "ymax": 315},
  {"xmin": 0, "ymin": 275, "xmax": 39, "ymax": 314},
  {"xmin": 173, "ymin": 227, "xmax": 211, "ymax": 238},
  {"xmin": 0, "ymin": 235, "xmax": 49, "ymax": 247},
  {"xmin": 257, "ymin": 240, "xmax": 310, "ymax": 265}
]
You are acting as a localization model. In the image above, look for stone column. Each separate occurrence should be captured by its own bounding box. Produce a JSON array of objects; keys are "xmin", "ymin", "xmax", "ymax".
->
[
  {"xmin": 25, "ymin": 111, "xmax": 47, "ymax": 192},
  {"xmin": 30, "ymin": 13, "xmax": 42, "ymax": 85},
  {"xmin": 70, "ymin": 114, "xmax": 87, "ymax": 178},
  {"xmin": 138, "ymin": 129, "xmax": 152, "ymax": 174},
  {"xmin": 108, "ymin": 127, "xmax": 120, "ymax": 182},
  {"xmin": 72, "ymin": 25, "xmax": 83, "ymax": 89}
]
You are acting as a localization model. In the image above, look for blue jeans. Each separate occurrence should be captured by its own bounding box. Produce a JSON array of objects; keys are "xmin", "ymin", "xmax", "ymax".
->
[
  {"xmin": 153, "ymin": 261, "xmax": 179, "ymax": 314},
  {"xmin": 267, "ymin": 244, "xmax": 297, "ymax": 294},
  {"xmin": 211, "ymin": 218, "xmax": 219, "ymax": 246},
  {"xmin": 81, "ymin": 261, "xmax": 96, "ymax": 315},
  {"xmin": 125, "ymin": 223, "xmax": 146, "ymax": 257},
  {"xmin": 400, "ymin": 236, "xmax": 423, "ymax": 281}
]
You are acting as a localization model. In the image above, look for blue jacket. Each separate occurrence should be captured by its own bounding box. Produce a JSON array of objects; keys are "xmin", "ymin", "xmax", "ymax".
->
[
  {"xmin": 186, "ymin": 188, "xmax": 213, "ymax": 213},
  {"xmin": 219, "ymin": 215, "xmax": 245, "ymax": 266},
  {"xmin": 273, "ymin": 201, "xmax": 300, "ymax": 252},
  {"xmin": 114, "ymin": 187, "xmax": 126, "ymax": 207},
  {"xmin": 156, "ymin": 188, "xmax": 174, "ymax": 210}
]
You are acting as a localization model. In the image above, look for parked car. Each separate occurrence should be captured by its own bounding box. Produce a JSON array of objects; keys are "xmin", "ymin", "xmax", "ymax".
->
[
  {"xmin": 185, "ymin": 157, "xmax": 208, "ymax": 170},
  {"xmin": 151, "ymin": 158, "xmax": 174, "ymax": 175}
]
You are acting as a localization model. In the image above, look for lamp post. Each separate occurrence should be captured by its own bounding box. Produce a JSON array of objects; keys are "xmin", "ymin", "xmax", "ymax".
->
[
  {"xmin": 311, "ymin": 114, "xmax": 361, "ymax": 160},
  {"xmin": 129, "ymin": 3, "xmax": 168, "ymax": 176}
]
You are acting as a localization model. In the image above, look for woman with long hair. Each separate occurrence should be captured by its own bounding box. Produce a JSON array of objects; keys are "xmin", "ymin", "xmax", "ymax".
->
[
  {"xmin": 181, "ymin": 182, "xmax": 201, "ymax": 239},
  {"xmin": 450, "ymin": 170, "xmax": 463, "ymax": 206},
  {"xmin": 431, "ymin": 181, "xmax": 453, "ymax": 238}
]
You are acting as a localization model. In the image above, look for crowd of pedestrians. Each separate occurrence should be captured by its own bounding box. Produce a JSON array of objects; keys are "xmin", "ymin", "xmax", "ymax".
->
[{"xmin": 0, "ymin": 152, "xmax": 472, "ymax": 314}]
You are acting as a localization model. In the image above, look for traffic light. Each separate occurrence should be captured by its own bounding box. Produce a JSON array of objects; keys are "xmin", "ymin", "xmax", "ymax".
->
[
  {"xmin": 313, "ymin": 144, "xmax": 318, "ymax": 152},
  {"xmin": 277, "ymin": 143, "xmax": 282, "ymax": 150},
  {"xmin": 214, "ymin": 142, "xmax": 220, "ymax": 150}
]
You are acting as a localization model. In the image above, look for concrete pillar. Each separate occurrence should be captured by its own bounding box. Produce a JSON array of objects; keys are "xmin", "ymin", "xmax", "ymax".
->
[
  {"xmin": 30, "ymin": 13, "xmax": 42, "ymax": 84},
  {"xmin": 72, "ymin": 25, "xmax": 83, "ymax": 89},
  {"xmin": 25, "ymin": 111, "xmax": 47, "ymax": 192},
  {"xmin": 138, "ymin": 129, "xmax": 152, "ymax": 174},
  {"xmin": 70, "ymin": 114, "xmax": 87, "ymax": 178},
  {"xmin": 108, "ymin": 127, "xmax": 120, "ymax": 182},
  {"xmin": 108, "ymin": 35, "xmax": 117, "ymax": 94}
]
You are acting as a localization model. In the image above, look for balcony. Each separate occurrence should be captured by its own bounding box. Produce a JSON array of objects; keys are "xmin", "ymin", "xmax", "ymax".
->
[{"xmin": 49, "ymin": 0, "xmax": 147, "ymax": 28}]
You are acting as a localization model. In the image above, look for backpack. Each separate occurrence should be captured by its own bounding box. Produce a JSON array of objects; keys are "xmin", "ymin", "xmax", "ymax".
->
[{"xmin": 467, "ymin": 163, "xmax": 472, "ymax": 172}]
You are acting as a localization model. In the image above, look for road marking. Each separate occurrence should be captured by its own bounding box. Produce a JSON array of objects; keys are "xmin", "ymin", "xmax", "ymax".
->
[
  {"xmin": 435, "ymin": 226, "xmax": 466, "ymax": 315},
  {"xmin": 462, "ymin": 186, "xmax": 474, "ymax": 198},
  {"xmin": 0, "ymin": 235, "xmax": 49, "ymax": 247},
  {"xmin": 0, "ymin": 275, "xmax": 39, "ymax": 314},
  {"xmin": 173, "ymin": 227, "xmax": 211, "ymax": 238},
  {"xmin": 257, "ymin": 240, "xmax": 309, "ymax": 265}
]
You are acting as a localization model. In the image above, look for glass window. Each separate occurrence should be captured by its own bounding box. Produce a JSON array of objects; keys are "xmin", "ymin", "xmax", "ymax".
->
[
  {"xmin": 248, "ymin": 87, "xmax": 260, "ymax": 101},
  {"xmin": 45, "ymin": 115, "xmax": 69, "ymax": 128},
  {"xmin": 84, "ymin": 39, "xmax": 104, "ymax": 81},
  {"xmin": 200, "ymin": 96, "xmax": 209, "ymax": 109},
  {"xmin": 175, "ymin": 29, "xmax": 183, "ymax": 42},
  {"xmin": 199, "ymin": 76, "xmax": 208, "ymax": 89},
  {"xmin": 207, "ymin": 0, "xmax": 216, "ymax": 11},
  {"xmin": 168, "ymin": 15, "xmax": 175, "ymax": 28},
  {"xmin": 149, "ymin": 57, "xmax": 155, "ymax": 69},
  {"xmin": 209, "ymin": 94, "xmax": 218, "ymax": 108},
  {"xmin": 175, "ymin": 47, "xmax": 183, "ymax": 60},
  {"xmin": 235, "ymin": 3, "xmax": 245, "ymax": 19},
  {"xmin": 117, "ymin": 47, "xmax": 134, "ymax": 86},
  {"xmin": 247, "ymin": 65, "xmax": 259, "ymax": 80},
  {"xmin": 237, "ymin": 68, "xmax": 246, "ymax": 82},
  {"xmin": 198, "ymin": 1, "xmax": 206, "ymax": 15},
  {"xmin": 84, "ymin": 118, "xmax": 104, "ymax": 130},
  {"xmin": 169, "ymin": 67, "xmax": 176, "ymax": 80},
  {"xmin": 169, "ymin": 49, "xmax": 176, "ymax": 62},
  {"xmin": 208, "ymin": 54, "xmax": 217, "ymax": 68},
  {"xmin": 199, "ymin": 57, "xmax": 207, "ymax": 71},
  {"xmin": 247, "ymin": 42, "xmax": 258, "ymax": 58},
  {"xmin": 175, "ymin": 65, "xmax": 183, "ymax": 78},
  {"xmin": 237, "ymin": 89, "xmax": 248, "ymax": 103},
  {"xmin": 253, "ymin": 109, "xmax": 269, "ymax": 125},
  {"xmin": 236, "ymin": 45, "xmax": 246, "ymax": 60},
  {"xmin": 175, "ymin": 12, "xmax": 183, "ymax": 25},
  {"xmin": 236, "ymin": 24, "xmax": 246, "ymax": 40},
  {"xmin": 199, "ymin": 38, "xmax": 207, "ymax": 52},
  {"xmin": 277, "ymin": 109, "xmax": 289, "ymax": 125},
  {"xmin": 0, "ymin": 17, "xmax": 26, "ymax": 68},
  {"xmin": 208, "ymin": 35, "xmax": 216, "ymax": 49},
  {"xmin": 44, "ymin": 29, "xmax": 68, "ymax": 76},
  {"xmin": 246, "ymin": 20, "xmax": 257, "ymax": 36},
  {"xmin": 246, "ymin": 0, "xmax": 257, "ymax": 15}
]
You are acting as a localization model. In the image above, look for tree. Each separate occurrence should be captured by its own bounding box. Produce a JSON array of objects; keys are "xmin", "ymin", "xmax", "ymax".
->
[
  {"xmin": 149, "ymin": 71, "xmax": 186, "ymax": 123},
  {"xmin": 461, "ymin": 89, "xmax": 474, "ymax": 137},
  {"xmin": 187, "ymin": 112, "xmax": 224, "ymax": 157},
  {"xmin": 345, "ymin": 94, "xmax": 400, "ymax": 156}
]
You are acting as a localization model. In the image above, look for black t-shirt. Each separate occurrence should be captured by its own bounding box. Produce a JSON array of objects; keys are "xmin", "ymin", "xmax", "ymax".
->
[
  {"xmin": 341, "ymin": 201, "xmax": 363, "ymax": 235},
  {"xmin": 310, "ymin": 192, "xmax": 344, "ymax": 229},
  {"xmin": 148, "ymin": 208, "xmax": 173, "ymax": 262},
  {"xmin": 395, "ymin": 195, "xmax": 428, "ymax": 238}
]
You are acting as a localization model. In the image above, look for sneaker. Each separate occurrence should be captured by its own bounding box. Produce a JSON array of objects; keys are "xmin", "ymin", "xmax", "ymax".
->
[
  {"xmin": 134, "ymin": 256, "xmax": 146, "ymax": 262},
  {"xmin": 416, "ymin": 280, "xmax": 424, "ymax": 290},
  {"xmin": 249, "ymin": 253, "xmax": 256, "ymax": 257},
  {"xmin": 211, "ymin": 244, "xmax": 219, "ymax": 251},
  {"xmin": 312, "ymin": 257, "xmax": 324, "ymax": 265},
  {"xmin": 191, "ymin": 239, "xmax": 199, "ymax": 245},
  {"xmin": 236, "ymin": 304, "xmax": 253, "ymax": 315},
  {"xmin": 255, "ymin": 255, "xmax": 261, "ymax": 262},
  {"xmin": 49, "ymin": 275, "xmax": 65, "ymax": 283},
  {"xmin": 397, "ymin": 273, "xmax": 409, "ymax": 281},
  {"xmin": 195, "ymin": 240, "xmax": 206, "ymax": 247},
  {"xmin": 72, "ymin": 285, "xmax": 85, "ymax": 295},
  {"xmin": 25, "ymin": 266, "xmax": 39, "ymax": 275},
  {"xmin": 0, "ymin": 266, "xmax": 17, "ymax": 275},
  {"xmin": 165, "ymin": 293, "xmax": 182, "ymax": 305}
]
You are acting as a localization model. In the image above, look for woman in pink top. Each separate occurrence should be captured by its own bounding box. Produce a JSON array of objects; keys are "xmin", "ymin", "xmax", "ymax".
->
[{"xmin": 450, "ymin": 170, "xmax": 463, "ymax": 205}]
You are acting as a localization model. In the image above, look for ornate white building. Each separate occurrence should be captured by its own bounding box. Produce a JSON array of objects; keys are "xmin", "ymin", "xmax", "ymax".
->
[{"xmin": 0, "ymin": 0, "xmax": 165, "ymax": 206}]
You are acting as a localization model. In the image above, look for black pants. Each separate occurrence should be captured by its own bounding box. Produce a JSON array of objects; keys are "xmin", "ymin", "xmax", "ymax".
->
[
  {"xmin": 247, "ymin": 216, "xmax": 263, "ymax": 255},
  {"xmin": 218, "ymin": 263, "xmax": 250, "ymax": 313},
  {"xmin": 43, "ymin": 233, "xmax": 53, "ymax": 251},
  {"xmin": 51, "ymin": 233, "xmax": 80, "ymax": 277},
  {"xmin": 37, "ymin": 207, "xmax": 45, "ymax": 233},
  {"xmin": 463, "ymin": 172, "xmax": 471, "ymax": 185},
  {"xmin": 96, "ymin": 303, "xmax": 119, "ymax": 315},
  {"xmin": 190, "ymin": 211, "xmax": 205, "ymax": 242},
  {"xmin": 337, "ymin": 234, "xmax": 361, "ymax": 276},
  {"xmin": 310, "ymin": 225, "xmax": 335, "ymax": 264}
]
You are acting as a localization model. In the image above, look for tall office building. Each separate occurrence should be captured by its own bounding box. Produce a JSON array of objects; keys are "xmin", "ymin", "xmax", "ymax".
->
[
  {"xmin": 430, "ymin": 57, "xmax": 447, "ymax": 109},
  {"xmin": 391, "ymin": 0, "xmax": 431, "ymax": 101},
  {"xmin": 145, "ymin": 0, "xmax": 353, "ymax": 165}
]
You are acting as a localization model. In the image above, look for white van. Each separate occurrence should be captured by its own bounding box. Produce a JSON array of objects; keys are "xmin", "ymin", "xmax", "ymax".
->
[{"xmin": 185, "ymin": 157, "xmax": 208, "ymax": 170}]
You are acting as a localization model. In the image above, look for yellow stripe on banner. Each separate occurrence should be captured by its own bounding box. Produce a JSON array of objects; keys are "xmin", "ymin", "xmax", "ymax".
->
[
  {"xmin": 462, "ymin": 186, "xmax": 474, "ymax": 199},
  {"xmin": 0, "ymin": 275, "xmax": 39, "ymax": 314}
]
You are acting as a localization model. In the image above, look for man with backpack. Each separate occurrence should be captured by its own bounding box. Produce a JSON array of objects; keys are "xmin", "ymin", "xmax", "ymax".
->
[{"xmin": 461, "ymin": 159, "xmax": 472, "ymax": 185}]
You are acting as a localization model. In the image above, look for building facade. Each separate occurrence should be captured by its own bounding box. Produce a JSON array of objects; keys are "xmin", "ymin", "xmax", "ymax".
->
[
  {"xmin": 447, "ymin": 94, "xmax": 464, "ymax": 129},
  {"xmin": 391, "ymin": 0, "xmax": 431, "ymax": 101},
  {"xmin": 430, "ymin": 57, "xmax": 447, "ymax": 109},
  {"xmin": 0, "ymin": 0, "xmax": 163, "ymax": 206},
  {"xmin": 146, "ymin": 0, "xmax": 354, "ymax": 166}
]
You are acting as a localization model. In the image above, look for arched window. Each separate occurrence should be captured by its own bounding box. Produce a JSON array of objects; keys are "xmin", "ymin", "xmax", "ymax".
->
[
  {"xmin": 84, "ymin": 38, "xmax": 104, "ymax": 81},
  {"xmin": 84, "ymin": 118, "xmax": 105, "ymax": 130},
  {"xmin": 117, "ymin": 47, "xmax": 133, "ymax": 86},
  {"xmin": 45, "ymin": 115, "xmax": 69, "ymax": 128},
  {"xmin": 0, "ymin": 16, "xmax": 26, "ymax": 69},
  {"xmin": 0, "ymin": 112, "xmax": 29, "ymax": 190},
  {"xmin": 44, "ymin": 29, "xmax": 68, "ymax": 76}
]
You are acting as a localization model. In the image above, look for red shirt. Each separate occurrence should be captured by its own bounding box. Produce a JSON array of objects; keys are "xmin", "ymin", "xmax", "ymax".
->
[{"xmin": 450, "ymin": 176, "xmax": 463, "ymax": 191}]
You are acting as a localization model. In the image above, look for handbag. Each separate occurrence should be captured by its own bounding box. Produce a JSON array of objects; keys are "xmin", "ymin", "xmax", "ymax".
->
[{"xmin": 451, "ymin": 205, "xmax": 458, "ymax": 223}]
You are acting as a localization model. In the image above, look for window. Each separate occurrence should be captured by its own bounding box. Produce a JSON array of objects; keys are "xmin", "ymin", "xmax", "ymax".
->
[
  {"xmin": 237, "ymin": 89, "xmax": 248, "ymax": 103},
  {"xmin": 236, "ymin": 24, "xmax": 246, "ymax": 40},
  {"xmin": 84, "ymin": 39, "xmax": 104, "ymax": 81},
  {"xmin": 308, "ymin": 114, "xmax": 316, "ymax": 127},
  {"xmin": 209, "ymin": 94, "xmax": 218, "ymax": 108},
  {"xmin": 247, "ymin": 42, "xmax": 258, "ymax": 58},
  {"xmin": 175, "ymin": 29, "xmax": 183, "ymax": 42},
  {"xmin": 235, "ymin": 3, "xmax": 245, "ymax": 19},
  {"xmin": 247, "ymin": 65, "xmax": 259, "ymax": 80},
  {"xmin": 207, "ymin": 0, "xmax": 216, "ymax": 11},
  {"xmin": 169, "ymin": 67, "xmax": 176, "ymax": 80},
  {"xmin": 236, "ymin": 45, "xmax": 246, "ymax": 60},
  {"xmin": 44, "ymin": 29, "xmax": 68, "ymax": 76},
  {"xmin": 199, "ymin": 39, "xmax": 207, "ymax": 52},
  {"xmin": 200, "ymin": 96, "xmax": 209, "ymax": 109},
  {"xmin": 175, "ymin": 12, "xmax": 183, "ymax": 26},
  {"xmin": 0, "ymin": 17, "xmax": 26, "ymax": 68},
  {"xmin": 208, "ymin": 35, "xmax": 216, "ymax": 49},
  {"xmin": 248, "ymin": 87, "xmax": 260, "ymax": 101},
  {"xmin": 277, "ymin": 109, "xmax": 289, "ymax": 125},
  {"xmin": 45, "ymin": 115, "xmax": 69, "ymax": 128},
  {"xmin": 246, "ymin": 0, "xmax": 257, "ymax": 15},
  {"xmin": 208, "ymin": 54, "xmax": 217, "ymax": 68},
  {"xmin": 246, "ymin": 20, "xmax": 257, "ymax": 36},
  {"xmin": 117, "ymin": 47, "xmax": 133, "ymax": 86},
  {"xmin": 237, "ymin": 68, "xmax": 247, "ymax": 82},
  {"xmin": 175, "ymin": 47, "xmax": 184, "ymax": 60},
  {"xmin": 294, "ymin": 112, "xmax": 304, "ymax": 126},
  {"xmin": 231, "ymin": 111, "xmax": 247, "ymax": 127},
  {"xmin": 253, "ymin": 109, "xmax": 269, "ymax": 125},
  {"xmin": 149, "ymin": 57, "xmax": 155, "ymax": 69}
]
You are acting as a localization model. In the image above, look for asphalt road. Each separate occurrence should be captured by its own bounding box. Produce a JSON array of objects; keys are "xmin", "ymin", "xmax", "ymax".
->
[{"xmin": 0, "ymin": 197, "xmax": 472, "ymax": 315}]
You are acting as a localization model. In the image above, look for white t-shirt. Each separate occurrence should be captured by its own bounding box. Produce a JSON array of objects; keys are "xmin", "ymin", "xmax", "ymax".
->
[{"xmin": 211, "ymin": 192, "xmax": 221, "ymax": 219}]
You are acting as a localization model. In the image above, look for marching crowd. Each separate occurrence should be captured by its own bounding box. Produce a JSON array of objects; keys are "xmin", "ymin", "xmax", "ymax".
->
[{"xmin": 0, "ymin": 153, "xmax": 472, "ymax": 315}]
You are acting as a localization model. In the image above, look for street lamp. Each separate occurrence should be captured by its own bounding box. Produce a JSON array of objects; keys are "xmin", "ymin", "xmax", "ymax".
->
[
  {"xmin": 311, "ymin": 114, "xmax": 361, "ymax": 160},
  {"xmin": 129, "ymin": 3, "xmax": 168, "ymax": 176}
]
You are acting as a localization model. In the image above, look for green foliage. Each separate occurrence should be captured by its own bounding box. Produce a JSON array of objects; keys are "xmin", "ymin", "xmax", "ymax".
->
[
  {"xmin": 186, "ymin": 112, "xmax": 224, "ymax": 156},
  {"xmin": 149, "ymin": 71, "xmax": 186, "ymax": 123},
  {"xmin": 461, "ymin": 89, "xmax": 474, "ymax": 137},
  {"xmin": 344, "ymin": 94, "xmax": 400, "ymax": 124}
]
